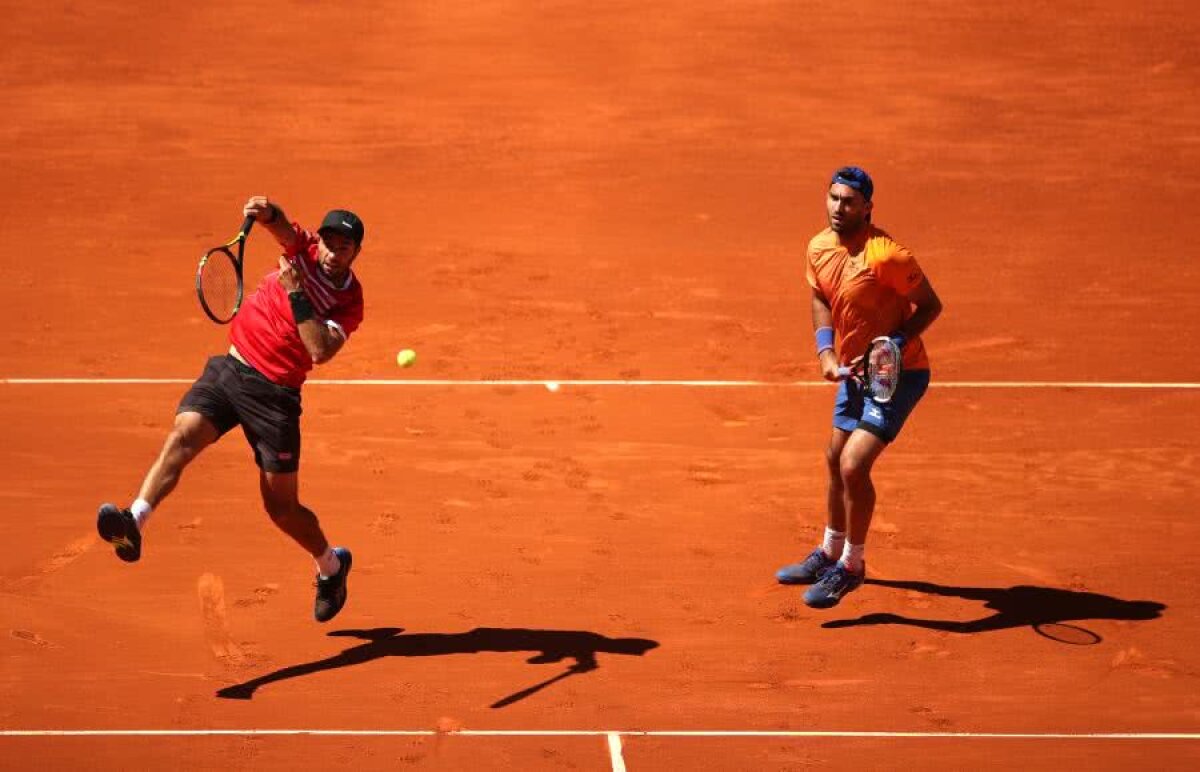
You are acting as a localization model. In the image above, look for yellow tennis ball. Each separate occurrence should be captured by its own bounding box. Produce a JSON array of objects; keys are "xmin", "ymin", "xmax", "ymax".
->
[{"xmin": 396, "ymin": 349, "xmax": 417, "ymax": 368}]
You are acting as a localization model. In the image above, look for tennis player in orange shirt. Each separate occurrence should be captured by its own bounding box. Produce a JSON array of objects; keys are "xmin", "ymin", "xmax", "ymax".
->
[{"xmin": 776, "ymin": 167, "xmax": 944, "ymax": 608}]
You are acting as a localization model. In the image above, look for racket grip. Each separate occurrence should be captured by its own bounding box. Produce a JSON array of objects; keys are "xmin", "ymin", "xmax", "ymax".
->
[
  {"xmin": 239, "ymin": 214, "xmax": 256, "ymax": 239},
  {"xmin": 836, "ymin": 366, "xmax": 851, "ymax": 379}
]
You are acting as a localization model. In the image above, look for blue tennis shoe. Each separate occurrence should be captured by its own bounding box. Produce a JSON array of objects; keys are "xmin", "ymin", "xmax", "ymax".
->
[
  {"xmin": 775, "ymin": 548, "xmax": 837, "ymax": 585},
  {"xmin": 803, "ymin": 563, "xmax": 865, "ymax": 608}
]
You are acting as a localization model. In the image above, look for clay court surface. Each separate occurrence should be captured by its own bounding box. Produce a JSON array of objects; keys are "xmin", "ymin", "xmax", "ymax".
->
[{"xmin": 3, "ymin": 1, "xmax": 1199, "ymax": 769}]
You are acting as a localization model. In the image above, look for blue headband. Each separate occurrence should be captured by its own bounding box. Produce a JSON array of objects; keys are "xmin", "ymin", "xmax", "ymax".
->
[{"xmin": 831, "ymin": 166, "xmax": 874, "ymax": 201}]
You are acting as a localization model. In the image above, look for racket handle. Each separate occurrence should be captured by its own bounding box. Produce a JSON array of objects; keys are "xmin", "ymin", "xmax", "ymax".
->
[
  {"xmin": 239, "ymin": 214, "xmax": 256, "ymax": 239},
  {"xmin": 836, "ymin": 366, "xmax": 851, "ymax": 379}
]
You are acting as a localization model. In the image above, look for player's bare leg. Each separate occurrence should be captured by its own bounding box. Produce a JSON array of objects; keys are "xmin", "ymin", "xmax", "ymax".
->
[
  {"xmin": 824, "ymin": 428, "xmax": 852, "ymax": 534},
  {"xmin": 260, "ymin": 471, "xmax": 352, "ymax": 622},
  {"xmin": 803, "ymin": 428, "xmax": 886, "ymax": 608},
  {"xmin": 837, "ymin": 428, "xmax": 888, "ymax": 564},
  {"xmin": 138, "ymin": 411, "xmax": 221, "ymax": 509},
  {"xmin": 259, "ymin": 471, "xmax": 329, "ymax": 556},
  {"xmin": 775, "ymin": 429, "xmax": 851, "ymax": 585},
  {"xmin": 97, "ymin": 411, "xmax": 219, "ymax": 562}
]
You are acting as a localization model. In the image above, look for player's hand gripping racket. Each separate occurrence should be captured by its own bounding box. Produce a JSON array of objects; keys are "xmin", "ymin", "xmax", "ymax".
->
[
  {"xmin": 196, "ymin": 214, "xmax": 256, "ymax": 324},
  {"xmin": 838, "ymin": 336, "xmax": 903, "ymax": 403}
]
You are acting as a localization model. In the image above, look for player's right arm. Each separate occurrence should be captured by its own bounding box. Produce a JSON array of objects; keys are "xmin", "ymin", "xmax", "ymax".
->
[
  {"xmin": 811, "ymin": 287, "xmax": 841, "ymax": 383},
  {"xmin": 243, "ymin": 195, "xmax": 300, "ymax": 252}
]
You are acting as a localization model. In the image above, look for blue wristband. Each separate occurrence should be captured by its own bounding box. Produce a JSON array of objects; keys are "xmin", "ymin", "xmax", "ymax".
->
[
  {"xmin": 890, "ymin": 331, "xmax": 907, "ymax": 349},
  {"xmin": 815, "ymin": 326, "xmax": 835, "ymax": 355}
]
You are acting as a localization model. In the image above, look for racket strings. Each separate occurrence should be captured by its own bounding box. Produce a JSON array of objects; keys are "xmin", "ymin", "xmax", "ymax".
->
[
  {"xmin": 199, "ymin": 248, "xmax": 240, "ymax": 321},
  {"xmin": 868, "ymin": 345, "xmax": 899, "ymax": 396}
]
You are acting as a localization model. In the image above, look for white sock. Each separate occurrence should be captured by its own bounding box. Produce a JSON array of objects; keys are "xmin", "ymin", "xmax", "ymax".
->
[
  {"xmin": 316, "ymin": 548, "xmax": 342, "ymax": 579},
  {"xmin": 821, "ymin": 527, "xmax": 845, "ymax": 560},
  {"xmin": 840, "ymin": 542, "xmax": 866, "ymax": 574},
  {"xmin": 130, "ymin": 499, "xmax": 153, "ymax": 531}
]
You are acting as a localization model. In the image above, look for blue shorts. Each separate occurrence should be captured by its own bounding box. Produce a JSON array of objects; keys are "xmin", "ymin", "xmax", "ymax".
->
[{"xmin": 833, "ymin": 369, "xmax": 930, "ymax": 443}]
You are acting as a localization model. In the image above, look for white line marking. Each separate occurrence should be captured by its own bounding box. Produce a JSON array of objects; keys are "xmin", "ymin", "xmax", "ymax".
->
[
  {"xmin": 1, "ymin": 378, "xmax": 1198, "ymax": 389},
  {"xmin": 0, "ymin": 730, "xmax": 1197, "ymax": 740},
  {"xmin": 931, "ymin": 381, "xmax": 1200, "ymax": 390},
  {"xmin": 2, "ymin": 379, "xmax": 194, "ymax": 385},
  {"xmin": 608, "ymin": 731, "xmax": 627, "ymax": 772}
]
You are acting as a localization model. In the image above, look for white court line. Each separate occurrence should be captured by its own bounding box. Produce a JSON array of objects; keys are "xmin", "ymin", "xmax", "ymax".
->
[
  {"xmin": 608, "ymin": 732, "xmax": 627, "ymax": 772},
  {"xmin": 1, "ymin": 730, "xmax": 1197, "ymax": 739},
  {"xmin": 1, "ymin": 378, "xmax": 1198, "ymax": 389}
]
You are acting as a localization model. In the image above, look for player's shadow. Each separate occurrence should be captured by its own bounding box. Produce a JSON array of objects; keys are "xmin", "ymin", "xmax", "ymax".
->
[
  {"xmin": 822, "ymin": 579, "xmax": 1165, "ymax": 644},
  {"xmin": 216, "ymin": 627, "xmax": 659, "ymax": 707}
]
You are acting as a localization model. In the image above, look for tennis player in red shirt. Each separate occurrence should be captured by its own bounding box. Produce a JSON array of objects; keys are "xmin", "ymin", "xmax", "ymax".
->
[{"xmin": 98, "ymin": 196, "xmax": 365, "ymax": 623}]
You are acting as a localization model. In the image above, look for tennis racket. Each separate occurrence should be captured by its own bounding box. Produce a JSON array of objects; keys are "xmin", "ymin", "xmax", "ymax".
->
[
  {"xmin": 196, "ymin": 214, "xmax": 256, "ymax": 324},
  {"xmin": 838, "ymin": 336, "xmax": 903, "ymax": 403}
]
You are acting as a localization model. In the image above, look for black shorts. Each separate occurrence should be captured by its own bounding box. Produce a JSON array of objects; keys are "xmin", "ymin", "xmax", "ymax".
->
[{"xmin": 177, "ymin": 355, "xmax": 303, "ymax": 473}]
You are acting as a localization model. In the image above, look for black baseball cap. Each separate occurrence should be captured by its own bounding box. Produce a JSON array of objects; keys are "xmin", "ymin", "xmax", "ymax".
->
[{"xmin": 319, "ymin": 209, "xmax": 365, "ymax": 245}]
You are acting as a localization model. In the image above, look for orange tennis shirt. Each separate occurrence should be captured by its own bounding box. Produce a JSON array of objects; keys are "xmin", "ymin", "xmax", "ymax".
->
[{"xmin": 805, "ymin": 224, "xmax": 930, "ymax": 370}]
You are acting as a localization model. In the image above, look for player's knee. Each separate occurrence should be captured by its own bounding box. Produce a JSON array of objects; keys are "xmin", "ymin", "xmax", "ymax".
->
[
  {"xmin": 839, "ymin": 457, "xmax": 871, "ymax": 487},
  {"xmin": 824, "ymin": 446, "xmax": 842, "ymax": 476},
  {"xmin": 166, "ymin": 426, "xmax": 205, "ymax": 460},
  {"xmin": 168, "ymin": 414, "xmax": 217, "ymax": 457}
]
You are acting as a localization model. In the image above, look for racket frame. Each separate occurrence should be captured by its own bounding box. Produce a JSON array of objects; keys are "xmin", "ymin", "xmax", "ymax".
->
[{"xmin": 196, "ymin": 214, "xmax": 256, "ymax": 324}]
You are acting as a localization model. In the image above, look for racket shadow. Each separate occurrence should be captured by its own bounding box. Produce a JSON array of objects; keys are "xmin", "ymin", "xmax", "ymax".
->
[
  {"xmin": 215, "ymin": 626, "xmax": 658, "ymax": 704},
  {"xmin": 822, "ymin": 578, "xmax": 1166, "ymax": 644}
]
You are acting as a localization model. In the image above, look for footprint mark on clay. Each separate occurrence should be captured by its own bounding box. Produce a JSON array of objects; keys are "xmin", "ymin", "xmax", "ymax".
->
[
  {"xmin": 234, "ymin": 583, "xmax": 281, "ymax": 608},
  {"xmin": 687, "ymin": 462, "xmax": 728, "ymax": 485},
  {"xmin": 24, "ymin": 534, "xmax": 97, "ymax": 581},
  {"xmin": 564, "ymin": 465, "xmax": 591, "ymax": 490},
  {"xmin": 369, "ymin": 511, "xmax": 400, "ymax": 535},
  {"xmin": 11, "ymin": 629, "xmax": 53, "ymax": 647}
]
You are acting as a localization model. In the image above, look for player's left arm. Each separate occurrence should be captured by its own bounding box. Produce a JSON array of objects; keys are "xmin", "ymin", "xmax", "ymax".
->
[
  {"xmin": 276, "ymin": 256, "xmax": 348, "ymax": 364},
  {"xmin": 296, "ymin": 315, "xmax": 347, "ymax": 365},
  {"xmin": 896, "ymin": 275, "xmax": 943, "ymax": 342},
  {"xmin": 873, "ymin": 242, "xmax": 943, "ymax": 344}
]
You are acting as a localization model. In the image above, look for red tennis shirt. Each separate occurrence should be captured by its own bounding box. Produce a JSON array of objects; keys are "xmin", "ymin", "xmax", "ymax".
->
[{"xmin": 230, "ymin": 221, "xmax": 364, "ymax": 388}]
